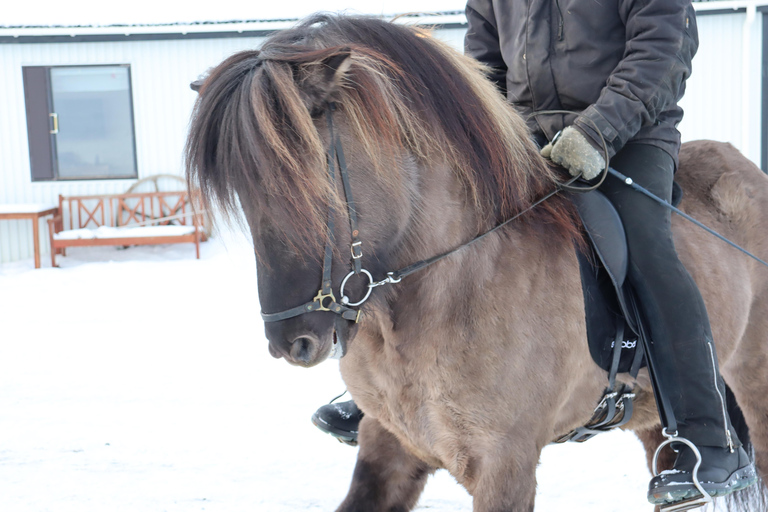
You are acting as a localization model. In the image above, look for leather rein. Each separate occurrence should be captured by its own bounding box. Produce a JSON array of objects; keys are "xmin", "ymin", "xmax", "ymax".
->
[
  {"xmin": 260, "ymin": 102, "xmax": 564, "ymax": 328},
  {"xmin": 259, "ymin": 102, "xmax": 768, "ymax": 352}
]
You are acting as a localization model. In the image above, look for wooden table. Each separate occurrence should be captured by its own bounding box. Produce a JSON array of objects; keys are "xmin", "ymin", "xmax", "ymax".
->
[{"xmin": 0, "ymin": 204, "xmax": 59, "ymax": 268}]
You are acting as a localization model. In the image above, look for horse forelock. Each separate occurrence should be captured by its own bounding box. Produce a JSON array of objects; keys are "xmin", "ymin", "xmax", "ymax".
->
[{"xmin": 185, "ymin": 15, "xmax": 579, "ymax": 258}]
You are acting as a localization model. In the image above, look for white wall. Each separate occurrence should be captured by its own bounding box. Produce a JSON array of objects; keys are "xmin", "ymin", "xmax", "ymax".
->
[
  {"xmin": 678, "ymin": 11, "xmax": 764, "ymax": 166},
  {"xmin": 0, "ymin": 36, "xmax": 267, "ymax": 264},
  {"xmin": 0, "ymin": 12, "xmax": 763, "ymax": 265}
]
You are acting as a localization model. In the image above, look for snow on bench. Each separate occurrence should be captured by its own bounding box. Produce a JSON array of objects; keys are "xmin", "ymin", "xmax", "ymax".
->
[
  {"xmin": 54, "ymin": 225, "xmax": 197, "ymax": 240},
  {"xmin": 49, "ymin": 191, "xmax": 203, "ymax": 266}
]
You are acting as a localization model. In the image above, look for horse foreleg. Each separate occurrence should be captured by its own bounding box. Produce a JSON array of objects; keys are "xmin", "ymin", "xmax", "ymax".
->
[
  {"xmin": 466, "ymin": 445, "xmax": 539, "ymax": 512},
  {"xmin": 336, "ymin": 416, "xmax": 433, "ymax": 512},
  {"xmin": 635, "ymin": 427, "xmax": 671, "ymax": 512},
  {"xmin": 636, "ymin": 426, "xmax": 673, "ymax": 475}
]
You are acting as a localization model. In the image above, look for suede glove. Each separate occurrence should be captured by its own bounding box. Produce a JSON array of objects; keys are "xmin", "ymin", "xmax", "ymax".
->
[{"xmin": 540, "ymin": 126, "xmax": 605, "ymax": 180}]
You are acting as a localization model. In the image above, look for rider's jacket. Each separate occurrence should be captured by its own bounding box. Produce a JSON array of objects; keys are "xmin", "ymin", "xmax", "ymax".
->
[{"xmin": 465, "ymin": 0, "xmax": 699, "ymax": 165}]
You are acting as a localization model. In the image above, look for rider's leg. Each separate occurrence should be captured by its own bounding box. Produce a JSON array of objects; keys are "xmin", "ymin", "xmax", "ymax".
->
[{"xmin": 599, "ymin": 143, "xmax": 756, "ymax": 503}]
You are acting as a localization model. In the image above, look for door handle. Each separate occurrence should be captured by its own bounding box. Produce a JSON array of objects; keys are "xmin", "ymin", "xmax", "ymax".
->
[{"xmin": 49, "ymin": 113, "xmax": 58, "ymax": 134}]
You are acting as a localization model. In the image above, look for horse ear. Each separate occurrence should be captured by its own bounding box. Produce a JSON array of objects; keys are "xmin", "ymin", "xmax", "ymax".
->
[
  {"xmin": 190, "ymin": 70, "xmax": 212, "ymax": 95},
  {"xmin": 190, "ymin": 79, "xmax": 204, "ymax": 93},
  {"xmin": 320, "ymin": 51, "xmax": 353, "ymax": 90},
  {"xmin": 300, "ymin": 50, "xmax": 352, "ymax": 109}
]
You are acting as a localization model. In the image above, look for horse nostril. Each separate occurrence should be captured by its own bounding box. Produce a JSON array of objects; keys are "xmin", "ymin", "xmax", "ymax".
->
[{"xmin": 290, "ymin": 336, "xmax": 318, "ymax": 364}]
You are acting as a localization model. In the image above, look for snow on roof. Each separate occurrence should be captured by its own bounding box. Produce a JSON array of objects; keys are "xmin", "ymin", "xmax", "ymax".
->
[
  {"xmin": 2, "ymin": 1, "xmax": 467, "ymax": 29},
  {"xmin": 1, "ymin": 3, "xmax": 467, "ymax": 41}
]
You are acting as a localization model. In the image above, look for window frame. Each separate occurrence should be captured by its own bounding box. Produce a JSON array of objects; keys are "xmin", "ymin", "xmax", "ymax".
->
[{"xmin": 22, "ymin": 63, "xmax": 139, "ymax": 182}]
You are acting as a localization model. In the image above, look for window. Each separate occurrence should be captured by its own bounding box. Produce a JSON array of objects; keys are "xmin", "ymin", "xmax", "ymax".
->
[{"xmin": 22, "ymin": 65, "xmax": 138, "ymax": 181}]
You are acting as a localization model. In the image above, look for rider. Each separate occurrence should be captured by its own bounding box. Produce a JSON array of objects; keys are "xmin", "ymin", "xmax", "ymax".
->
[{"xmin": 312, "ymin": 0, "xmax": 757, "ymax": 506}]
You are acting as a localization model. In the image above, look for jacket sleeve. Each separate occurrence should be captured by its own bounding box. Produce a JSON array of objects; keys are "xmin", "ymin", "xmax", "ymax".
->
[
  {"xmin": 574, "ymin": 0, "xmax": 698, "ymax": 158},
  {"xmin": 464, "ymin": 0, "xmax": 508, "ymax": 97}
]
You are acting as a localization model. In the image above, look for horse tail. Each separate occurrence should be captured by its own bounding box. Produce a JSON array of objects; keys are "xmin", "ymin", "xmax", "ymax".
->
[{"xmin": 724, "ymin": 384, "xmax": 768, "ymax": 511}]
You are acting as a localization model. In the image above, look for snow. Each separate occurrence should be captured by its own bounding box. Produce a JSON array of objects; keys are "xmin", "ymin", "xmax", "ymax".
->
[
  {"xmin": 4, "ymin": 1, "xmax": 467, "ymax": 27},
  {"xmin": 53, "ymin": 225, "xmax": 196, "ymax": 240},
  {"xmin": 0, "ymin": 203, "xmax": 57, "ymax": 214},
  {"xmin": 0, "ymin": 231, "xmax": 722, "ymax": 511}
]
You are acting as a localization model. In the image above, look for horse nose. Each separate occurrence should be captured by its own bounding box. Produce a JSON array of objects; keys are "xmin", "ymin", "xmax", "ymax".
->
[
  {"xmin": 266, "ymin": 330, "xmax": 323, "ymax": 367},
  {"xmin": 289, "ymin": 334, "xmax": 321, "ymax": 365}
]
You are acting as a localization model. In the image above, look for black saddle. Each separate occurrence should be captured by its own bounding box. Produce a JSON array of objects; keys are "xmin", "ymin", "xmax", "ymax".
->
[
  {"xmin": 555, "ymin": 184, "xmax": 683, "ymax": 443},
  {"xmin": 573, "ymin": 182, "xmax": 682, "ymax": 374},
  {"xmin": 573, "ymin": 190, "xmax": 644, "ymax": 375},
  {"xmin": 555, "ymin": 190, "xmax": 646, "ymax": 443}
]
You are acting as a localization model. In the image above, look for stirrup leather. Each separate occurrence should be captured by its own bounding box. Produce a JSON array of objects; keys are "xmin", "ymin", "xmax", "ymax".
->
[{"xmin": 554, "ymin": 384, "xmax": 635, "ymax": 443}]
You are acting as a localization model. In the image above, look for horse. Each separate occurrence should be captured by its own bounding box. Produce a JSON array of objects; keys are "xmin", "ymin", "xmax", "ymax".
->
[{"xmin": 185, "ymin": 14, "xmax": 768, "ymax": 512}]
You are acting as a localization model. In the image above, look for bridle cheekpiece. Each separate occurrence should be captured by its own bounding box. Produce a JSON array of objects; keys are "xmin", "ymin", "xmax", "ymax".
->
[{"xmin": 260, "ymin": 102, "xmax": 373, "ymax": 326}]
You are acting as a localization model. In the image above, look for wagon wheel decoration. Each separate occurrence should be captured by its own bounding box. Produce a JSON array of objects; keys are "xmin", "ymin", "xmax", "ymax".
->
[
  {"xmin": 125, "ymin": 174, "xmax": 211, "ymax": 236},
  {"xmin": 126, "ymin": 174, "xmax": 187, "ymax": 195}
]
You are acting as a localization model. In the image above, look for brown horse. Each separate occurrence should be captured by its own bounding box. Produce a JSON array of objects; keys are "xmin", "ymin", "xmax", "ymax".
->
[{"xmin": 186, "ymin": 15, "xmax": 768, "ymax": 511}]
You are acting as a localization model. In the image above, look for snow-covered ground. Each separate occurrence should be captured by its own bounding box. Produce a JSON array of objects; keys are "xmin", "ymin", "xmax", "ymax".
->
[{"xmin": 0, "ymin": 233, "xmax": 713, "ymax": 511}]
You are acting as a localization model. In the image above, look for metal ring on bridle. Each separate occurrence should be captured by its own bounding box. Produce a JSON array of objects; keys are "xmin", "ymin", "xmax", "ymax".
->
[{"xmin": 340, "ymin": 269, "xmax": 374, "ymax": 306}]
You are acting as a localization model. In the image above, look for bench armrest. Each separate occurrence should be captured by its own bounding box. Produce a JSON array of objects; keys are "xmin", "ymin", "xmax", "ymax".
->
[{"xmin": 47, "ymin": 214, "xmax": 64, "ymax": 234}]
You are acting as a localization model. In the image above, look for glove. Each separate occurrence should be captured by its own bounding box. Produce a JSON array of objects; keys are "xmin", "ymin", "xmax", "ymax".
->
[{"xmin": 540, "ymin": 126, "xmax": 605, "ymax": 180}]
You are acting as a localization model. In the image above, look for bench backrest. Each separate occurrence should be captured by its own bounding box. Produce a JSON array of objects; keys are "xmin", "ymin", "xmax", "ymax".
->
[{"xmin": 58, "ymin": 191, "xmax": 199, "ymax": 230}]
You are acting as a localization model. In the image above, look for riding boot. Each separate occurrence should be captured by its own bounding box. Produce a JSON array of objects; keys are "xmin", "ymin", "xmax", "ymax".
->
[
  {"xmin": 597, "ymin": 144, "xmax": 757, "ymax": 505},
  {"xmin": 311, "ymin": 399, "xmax": 363, "ymax": 446},
  {"xmin": 648, "ymin": 445, "xmax": 757, "ymax": 505}
]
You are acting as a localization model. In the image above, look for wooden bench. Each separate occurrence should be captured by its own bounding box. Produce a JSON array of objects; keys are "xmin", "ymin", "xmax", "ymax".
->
[{"xmin": 48, "ymin": 191, "xmax": 203, "ymax": 267}]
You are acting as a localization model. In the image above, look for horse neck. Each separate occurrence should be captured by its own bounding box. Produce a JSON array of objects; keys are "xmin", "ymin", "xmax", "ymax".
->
[{"xmin": 362, "ymin": 160, "xmax": 577, "ymax": 350}]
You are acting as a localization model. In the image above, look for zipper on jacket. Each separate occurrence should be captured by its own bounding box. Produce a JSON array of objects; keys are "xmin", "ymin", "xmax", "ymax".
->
[{"xmin": 554, "ymin": 0, "xmax": 564, "ymax": 40}]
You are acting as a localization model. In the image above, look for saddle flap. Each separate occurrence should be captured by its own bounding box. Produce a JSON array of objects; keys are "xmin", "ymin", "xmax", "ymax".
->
[{"xmin": 572, "ymin": 190, "xmax": 628, "ymax": 288}]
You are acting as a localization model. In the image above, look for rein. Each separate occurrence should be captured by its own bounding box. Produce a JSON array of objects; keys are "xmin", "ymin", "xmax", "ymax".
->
[
  {"xmin": 260, "ymin": 102, "xmax": 568, "ymax": 326},
  {"xmin": 260, "ymin": 103, "xmax": 768, "ymax": 335}
]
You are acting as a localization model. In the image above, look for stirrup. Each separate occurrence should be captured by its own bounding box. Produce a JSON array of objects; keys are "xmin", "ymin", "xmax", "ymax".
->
[
  {"xmin": 652, "ymin": 429, "xmax": 713, "ymax": 512},
  {"xmin": 657, "ymin": 496, "xmax": 712, "ymax": 512}
]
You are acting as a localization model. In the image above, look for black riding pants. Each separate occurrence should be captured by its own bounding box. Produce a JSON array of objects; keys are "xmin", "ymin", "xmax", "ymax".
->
[{"xmin": 600, "ymin": 143, "xmax": 736, "ymax": 449}]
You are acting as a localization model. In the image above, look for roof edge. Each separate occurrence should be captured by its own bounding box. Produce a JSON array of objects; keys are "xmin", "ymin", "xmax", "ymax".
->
[{"xmin": 0, "ymin": 12, "xmax": 466, "ymax": 43}]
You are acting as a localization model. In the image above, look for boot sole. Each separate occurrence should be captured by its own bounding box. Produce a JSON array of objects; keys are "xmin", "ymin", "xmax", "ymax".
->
[
  {"xmin": 311, "ymin": 412, "xmax": 358, "ymax": 446},
  {"xmin": 648, "ymin": 464, "xmax": 758, "ymax": 505}
]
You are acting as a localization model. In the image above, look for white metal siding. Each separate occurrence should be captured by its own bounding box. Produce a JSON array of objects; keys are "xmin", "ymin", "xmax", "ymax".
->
[
  {"xmin": 0, "ymin": 14, "xmax": 764, "ymax": 265},
  {"xmin": 678, "ymin": 12, "xmax": 764, "ymax": 165},
  {"xmin": 0, "ymin": 37, "xmax": 267, "ymax": 264}
]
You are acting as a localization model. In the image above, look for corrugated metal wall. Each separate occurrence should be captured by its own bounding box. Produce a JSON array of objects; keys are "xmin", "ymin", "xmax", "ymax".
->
[
  {"xmin": 0, "ymin": 36, "xmax": 267, "ymax": 264},
  {"xmin": 0, "ymin": 13, "xmax": 763, "ymax": 265},
  {"xmin": 678, "ymin": 12, "xmax": 764, "ymax": 165}
]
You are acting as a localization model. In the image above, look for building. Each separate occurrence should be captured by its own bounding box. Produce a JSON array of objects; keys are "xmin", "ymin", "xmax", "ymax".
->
[{"xmin": 0, "ymin": 3, "xmax": 765, "ymax": 265}]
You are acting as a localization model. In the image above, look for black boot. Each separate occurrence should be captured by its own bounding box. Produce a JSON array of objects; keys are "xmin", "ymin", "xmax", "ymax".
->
[
  {"xmin": 311, "ymin": 399, "xmax": 363, "ymax": 446},
  {"xmin": 648, "ymin": 444, "xmax": 757, "ymax": 506}
]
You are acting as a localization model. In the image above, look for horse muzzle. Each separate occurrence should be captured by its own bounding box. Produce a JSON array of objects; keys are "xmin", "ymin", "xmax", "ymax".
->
[{"xmin": 266, "ymin": 319, "xmax": 351, "ymax": 367}]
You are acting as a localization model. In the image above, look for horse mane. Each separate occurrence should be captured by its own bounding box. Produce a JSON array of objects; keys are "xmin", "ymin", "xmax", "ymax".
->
[{"xmin": 186, "ymin": 14, "xmax": 578, "ymax": 251}]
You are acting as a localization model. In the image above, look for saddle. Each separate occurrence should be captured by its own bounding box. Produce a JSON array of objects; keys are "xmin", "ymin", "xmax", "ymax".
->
[
  {"xmin": 554, "ymin": 188, "xmax": 675, "ymax": 443},
  {"xmin": 575, "ymin": 190, "xmax": 645, "ymax": 376}
]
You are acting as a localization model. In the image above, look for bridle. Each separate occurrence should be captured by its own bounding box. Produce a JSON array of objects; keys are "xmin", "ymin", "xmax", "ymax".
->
[
  {"xmin": 260, "ymin": 102, "xmax": 565, "ymax": 332},
  {"xmin": 259, "ymin": 102, "xmax": 368, "ymax": 325},
  {"xmin": 260, "ymin": 103, "xmax": 768, "ymax": 337}
]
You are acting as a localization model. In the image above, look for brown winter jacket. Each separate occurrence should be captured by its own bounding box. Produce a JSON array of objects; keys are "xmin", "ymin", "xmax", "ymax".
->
[{"xmin": 464, "ymin": 0, "xmax": 699, "ymax": 164}]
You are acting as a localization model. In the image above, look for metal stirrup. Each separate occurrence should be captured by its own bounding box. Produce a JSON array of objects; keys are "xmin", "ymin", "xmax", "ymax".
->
[{"xmin": 652, "ymin": 429, "xmax": 713, "ymax": 511}]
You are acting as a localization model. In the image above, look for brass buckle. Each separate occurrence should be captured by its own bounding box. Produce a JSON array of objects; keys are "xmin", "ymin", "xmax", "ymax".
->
[{"xmin": 313, "ymin": 289, "xmax": 337, "ymax": 311}]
